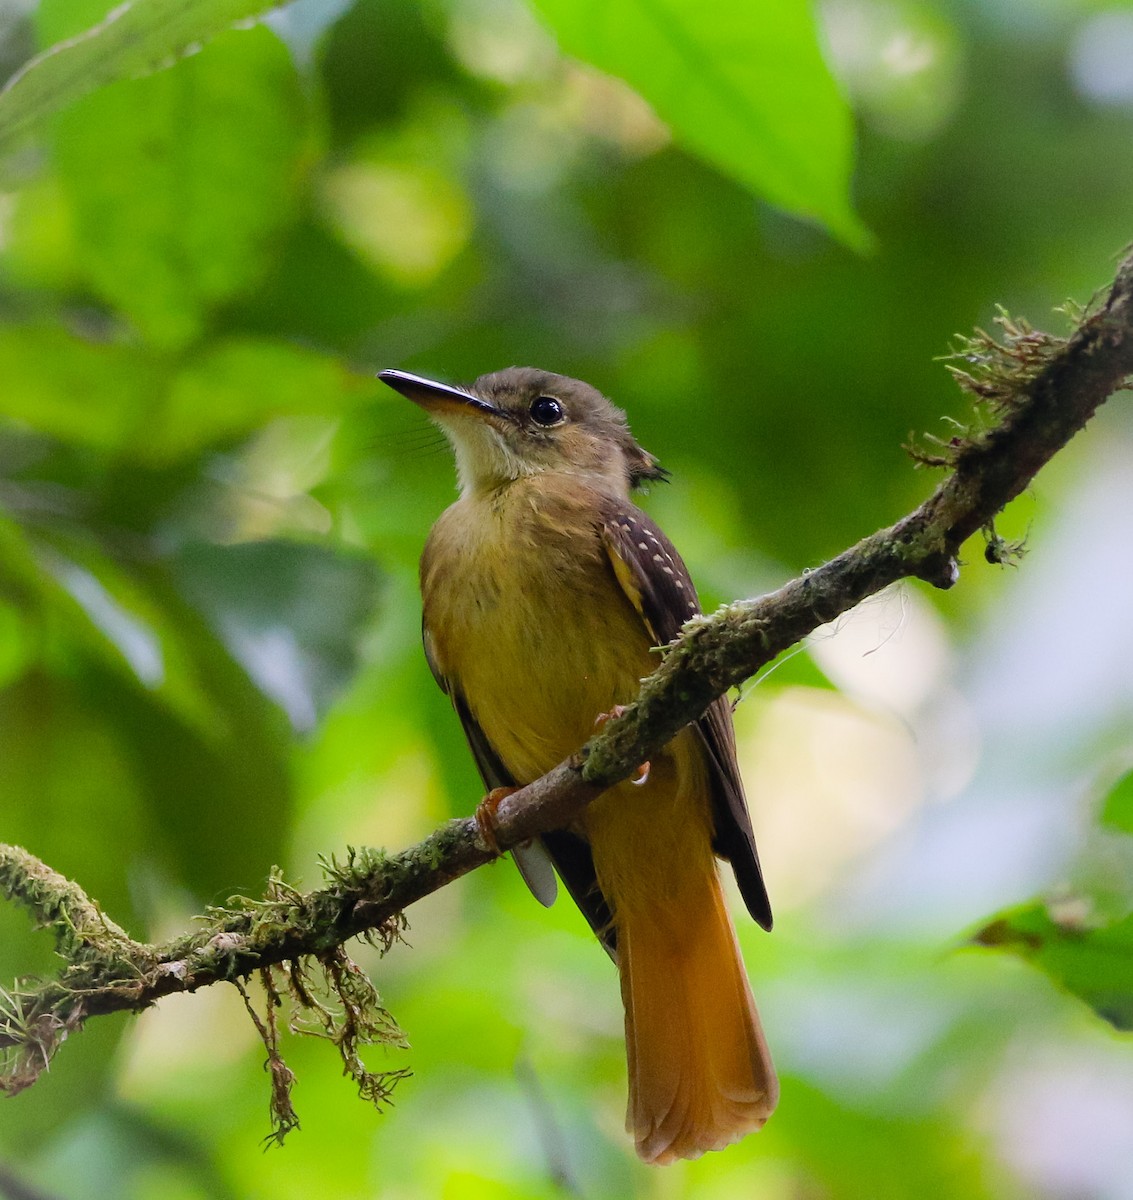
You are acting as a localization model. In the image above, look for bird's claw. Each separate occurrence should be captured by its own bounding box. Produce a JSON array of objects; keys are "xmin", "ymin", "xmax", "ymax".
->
[
  {"xmin": 594, "ymin": 706, "xmax": 649, "ymax": 786},
  {"xmin": 475, "ymin": 786, "xmax": 518, "ymax": 854},
  {"xmin": 594, "ymin": 704, "xmax": 629, "ymax": 729}
]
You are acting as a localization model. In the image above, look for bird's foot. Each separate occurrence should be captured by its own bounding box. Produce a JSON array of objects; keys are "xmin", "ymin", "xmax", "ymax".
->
[
  {"xmin": 475, "ymin": 786, "xmax": 519, "ymax": 854},
  {"xmin": 593, "ymin": 706, "xmax": 650, "ymax": 785},
  {"xmin": 594, "ymin": 704, "xmax": 629, "ymax": 728}
]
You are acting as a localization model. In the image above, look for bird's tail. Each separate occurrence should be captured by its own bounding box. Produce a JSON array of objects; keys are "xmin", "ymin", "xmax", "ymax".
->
[{"xmin": 618, "ymin": 869, "xmax": 778, "ymax": 1165}]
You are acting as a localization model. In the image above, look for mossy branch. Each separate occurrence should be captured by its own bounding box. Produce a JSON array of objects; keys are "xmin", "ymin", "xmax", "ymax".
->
[{"xmin": 3, "ymin": 250, "xmax": 1132, "ymax": 1115}]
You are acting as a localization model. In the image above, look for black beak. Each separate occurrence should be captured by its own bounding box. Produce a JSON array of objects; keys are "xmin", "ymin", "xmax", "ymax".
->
[{"xmin": 378, "ymin": 369, "xmax": 498, "ymax": 417}]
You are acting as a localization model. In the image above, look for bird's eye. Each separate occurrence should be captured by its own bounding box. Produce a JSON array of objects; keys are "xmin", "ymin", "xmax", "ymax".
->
[{"xmin": 529, "ymin": 396, "xmax": 565, "ymax": 427}]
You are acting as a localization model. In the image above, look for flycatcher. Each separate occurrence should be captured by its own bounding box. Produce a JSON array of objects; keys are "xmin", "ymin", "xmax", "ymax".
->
[{"xmin": 379, "ymin": 365, "xmax": 778, "ymax": 1164}]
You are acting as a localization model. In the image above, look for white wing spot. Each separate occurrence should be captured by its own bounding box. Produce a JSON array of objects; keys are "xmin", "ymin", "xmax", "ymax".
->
[
  {"xmin": 675, "ymin": 579, "xmax": 684, "ymax": 589},
  {"xmin": 652, "ymin": 553, "xmax": 663, "ymax": 563},
  {"xmin": 663, "ymin": 566, "xmax": 674, "ymax": 576},
  {"xmin": 638, "ymin": 542, "xmax": 649, "ymax": 551}
]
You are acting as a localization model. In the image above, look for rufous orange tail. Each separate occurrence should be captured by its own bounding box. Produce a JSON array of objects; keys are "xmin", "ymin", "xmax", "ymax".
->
[{"xmin": 618, "ymin": 870, "xmax": 778, "ymax": 1164}]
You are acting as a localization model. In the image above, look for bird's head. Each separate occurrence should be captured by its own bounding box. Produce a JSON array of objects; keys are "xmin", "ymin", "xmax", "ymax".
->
[{"xmin": 379, "ymin": 366, "xmax": 667, "ymax": 497}]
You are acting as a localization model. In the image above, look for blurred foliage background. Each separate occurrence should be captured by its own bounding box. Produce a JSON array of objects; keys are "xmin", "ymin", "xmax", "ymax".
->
[{"xmin": 1, "ymin": 0, "xmax": 1133, "ymax": 1196}]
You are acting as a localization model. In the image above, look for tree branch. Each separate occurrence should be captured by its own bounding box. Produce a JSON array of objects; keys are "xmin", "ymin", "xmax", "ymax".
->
[{"xmin": 3, "ymin": 251, "xmax": 1133, "ymax": 1097}]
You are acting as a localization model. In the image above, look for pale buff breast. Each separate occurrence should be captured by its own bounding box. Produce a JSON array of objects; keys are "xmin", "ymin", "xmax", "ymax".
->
[{"xmin": 421, "ymin": 476, "xmax": 658, "ymax": 785}]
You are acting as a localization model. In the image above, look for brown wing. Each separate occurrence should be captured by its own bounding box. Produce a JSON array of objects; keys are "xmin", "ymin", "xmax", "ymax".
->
[
  {"xmin": 601, "ymin": 500, "xmax": 773, "ymax": 932},
  {"xmin": 426, "ymin": 620, "xmax": 620, "ymax": 953}
]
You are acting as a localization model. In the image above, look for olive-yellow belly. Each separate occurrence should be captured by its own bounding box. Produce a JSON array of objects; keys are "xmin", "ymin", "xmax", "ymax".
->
[{"xmin": 420, "ymin": 475, "xmax": 716, "ymax": 916}]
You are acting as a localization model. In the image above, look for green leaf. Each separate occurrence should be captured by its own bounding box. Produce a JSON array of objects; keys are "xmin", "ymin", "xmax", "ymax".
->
[
  {"xmin": 0, "ymin": 513, "xmax": 219, "ymax": 736},
  {"xmin": 0, "ymin": 0, "xmax": 288, "ymax": 150},
  {"xmin": 0, "ymin": 325, "xmax": 162, "ymax": 447},
  {"xmin": 172, "ymin": 540, "xmax": 383, "ymax": 731},
  {"xmin": 145, "ymin": 337, "xmax": 383, "ymax": 463},
  {"xmin": 50, "ymin": 25, "xmax": 307, "ymax": 348},
  {"xmin": 525, "ymin": 0, "xmax": 869, "ymax": 248},
  {"xmin": 1101, "ymin": 768, "xmax": 1133, "ymax": 835},
  {"xmin": 0, "ymin": 325, "xmax": 381, "ymax": 462},
  {"xmin": 37, "ymin": 539, "xmax": 226, "ymax": 735},
  {"xmin": 77, "ymin": 640, "xmax": 296, "ymax": 902},
  {"xmin": 975, "ymin": 900, "xmax": 1133, "ymax": 1031}
]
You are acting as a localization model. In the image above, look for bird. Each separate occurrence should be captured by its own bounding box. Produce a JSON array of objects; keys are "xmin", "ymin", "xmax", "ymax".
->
[{"xmin": 378, "ymin": 365, "xmax": 778, "ymax": 1165}]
